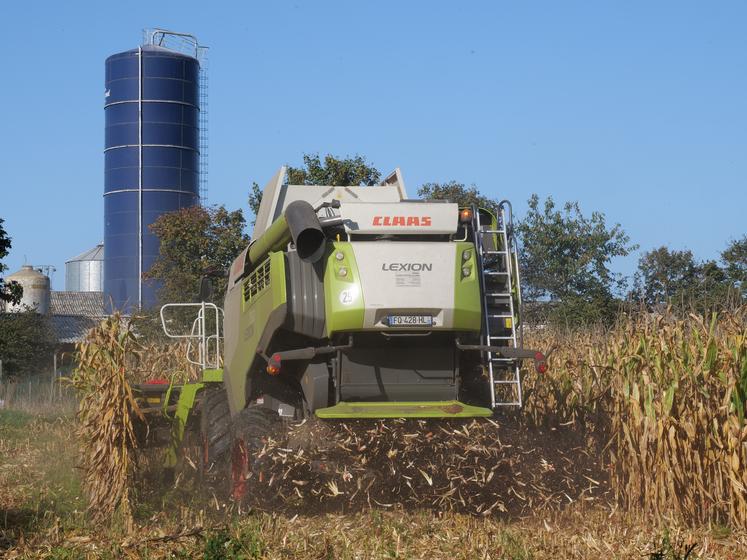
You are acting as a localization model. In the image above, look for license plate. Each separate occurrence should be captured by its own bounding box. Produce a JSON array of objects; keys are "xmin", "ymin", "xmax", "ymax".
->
[{"xmin": 387, "ymin": 315, "xmax": 433, "ymax": 327}]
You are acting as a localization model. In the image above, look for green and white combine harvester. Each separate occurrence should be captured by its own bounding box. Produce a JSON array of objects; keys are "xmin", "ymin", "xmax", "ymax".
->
[{"xmin": 133, "ymin": 167, "xmax": 547, "ymax": 496}]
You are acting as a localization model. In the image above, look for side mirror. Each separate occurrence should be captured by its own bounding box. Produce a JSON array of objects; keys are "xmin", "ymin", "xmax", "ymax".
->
[{"xmin": 198, "ymin": 276, "xmax": 214, "ymax": 302}]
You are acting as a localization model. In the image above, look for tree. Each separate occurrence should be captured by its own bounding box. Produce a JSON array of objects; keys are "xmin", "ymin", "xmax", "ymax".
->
[
  {"xmin": 632, "ymin": 245, "xmax": 740, "ymax": 312},
  {"xmin": 417, "ymin": 181, "xmax": 499, "ymax": 213},
  {"xmin": 288, "ymin": 153, "xmax": 381, "ymax": 187},
  {"xmin": 633, "ymin": 247, "xmax": 700, "ymax": 307},
  {"xmin": 722, "ymin": 235, "xmax": 747, "ymax": 299},
  {"xmin": 0, "ymin": 219, "xmax": 22, "ymax": 306},
  {"xmin": 144, "ymin": 205, "xmax": 250, "ymax": 306},
  {"xmin": 248, "ymin": 153, "xmax": 382, "ymax": 219},
  {"xmin": 0, "ymin": 311, "xmax": 55, "ymax": 378},
  {"xmin": 247, "ymin": 181, "xmax": 263, "ymax": 219},
  {"xmin": 517, "ymin": 195, "xmax": 635, "ymax": 325}
]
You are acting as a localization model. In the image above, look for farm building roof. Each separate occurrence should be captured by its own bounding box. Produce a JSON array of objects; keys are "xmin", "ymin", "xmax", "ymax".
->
[
  {"xmin": 50, "ymin": 315, "xmax": 103, "ymax": 344},
  {"xmin": 49, "ymin": 291, "xmax": 107, "ymax": 344},
  {"xmin": 50, "ymin": 292, "xmax": 105, "ymax": 317}
]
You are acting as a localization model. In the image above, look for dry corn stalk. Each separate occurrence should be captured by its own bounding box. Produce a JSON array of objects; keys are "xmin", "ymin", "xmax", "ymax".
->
[
  {"xmin": 523, "ymin": 307, "xmax": 747, "ymax": 528},
  {"xmin": 69, "ymin": 315, "xmax": 202, "ymax": 525},
  {"xmin": 68, "ymin": 314, "xmax": 144, "ymax": 527}
]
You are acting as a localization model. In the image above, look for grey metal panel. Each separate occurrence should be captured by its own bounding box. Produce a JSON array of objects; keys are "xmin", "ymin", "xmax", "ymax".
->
[
  {"xmin": 300, "ymin": 363, "xmax": 331, "ymax": 412},
  {"xmin": 65, "ymin": 262, "xmax": 79, "ymax": 292},
  {"xmin": 379, "ymin": 167, "xmax": 408, "ymax": 199},
  {"xmin": 339, "ymin": 347, "xmax": 456, "ymax": 402},
  {"xmin": 251, "ymin": 166, "xmax": 286, "ymax": 240},
  {"xmin": 65, "ymin": 259, "xmax": 104, "ymax": 292},
  {"xmin": 286, "ymin": 251, "xmax": 326, "ymax": 339}
]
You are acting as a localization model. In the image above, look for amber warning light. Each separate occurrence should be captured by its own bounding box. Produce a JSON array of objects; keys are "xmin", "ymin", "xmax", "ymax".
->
[
  {"xmin": 459, "ymin": 208, "xmax": 473, "ymax": 223},
  {"xmin": 266, "ymin": 354, "xmax": 281, "ymax": 375}
]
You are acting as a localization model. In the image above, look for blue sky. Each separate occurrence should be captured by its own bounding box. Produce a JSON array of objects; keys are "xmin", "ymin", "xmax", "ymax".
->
[{"xmin": 1, "ymin": 1, "xmax": 745, "ymax": 290}]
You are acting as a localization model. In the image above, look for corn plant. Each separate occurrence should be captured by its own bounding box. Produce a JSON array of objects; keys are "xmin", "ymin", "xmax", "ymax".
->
[
  {"xmin": 524, "ymin": 308, "xmax": 747, "ymax": 528},
  {"xmin": 67, "ymin": 314, "xmax": 144, "ymax": 527}
]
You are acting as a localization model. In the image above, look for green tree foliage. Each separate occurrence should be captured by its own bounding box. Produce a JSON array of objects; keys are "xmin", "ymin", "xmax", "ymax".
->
[
  {"xmin": 248, "ymin": 154, "xmax": 382, "ymax": 219},
  {"xmin": 247, "ymin": 181, "xmax": 263, "ymax": 219},
  {"xmin": 144, "ymin": 205, "xmax": 250, "ymax": 306},
  {"xmin": 288, "ymin": 153, "xmax": 381, "ymax": 187},
  {"xmin": 0, "ymin": 219, "xmax": 22, "ymax": 306},
  {"xmin": 722, "ymin": 235, "xmax": 747, "ymax": 298},
  {"xmin": 633, "ymin": 247, "xmax": 700, "ymax": 307},
  {"xmin": 0, "ymin": 311, "xmax": 55, "ymax": 378},
  {"xmin": 517, "ymin": 195, "xmax": 636, "ymax": 325},
  {"xmin": 417, "ymin": 181, "xmax": 499, "ymax": 213},
  {"xmin": 633, "ymin": 243, "xmax": 744, "ymax": 311}
]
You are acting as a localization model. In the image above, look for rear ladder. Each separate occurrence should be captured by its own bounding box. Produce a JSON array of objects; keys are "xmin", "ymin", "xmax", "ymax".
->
[{"xmin": 474, "ymin": 202, "xmax": 523, "ymax": 408}]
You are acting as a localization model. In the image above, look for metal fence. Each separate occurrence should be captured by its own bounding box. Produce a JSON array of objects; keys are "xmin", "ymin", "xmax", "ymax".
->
[{"xmin": 0, "ymin": 367, "xmax": 76, "ymax": 415}]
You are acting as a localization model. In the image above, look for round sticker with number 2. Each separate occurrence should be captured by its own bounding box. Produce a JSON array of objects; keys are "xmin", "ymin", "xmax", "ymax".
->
[{"xmin": 339, "ymin": 289, "xmax": 356, "ymax": 305}]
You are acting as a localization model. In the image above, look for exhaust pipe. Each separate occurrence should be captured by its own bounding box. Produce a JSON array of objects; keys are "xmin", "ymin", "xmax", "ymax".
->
[{"xmin": 246, "ymin": 200, "xmax": 326, "ymax": 271}]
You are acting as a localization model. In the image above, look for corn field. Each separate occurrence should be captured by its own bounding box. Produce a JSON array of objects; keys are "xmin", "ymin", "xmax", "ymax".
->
[
  {"xmin": 525, "ymin": 308, "xmax": 747, "ymax": 527},
  {"xmin": 70, "ymin": 308, "xmax": 747, "ymax": 530}
]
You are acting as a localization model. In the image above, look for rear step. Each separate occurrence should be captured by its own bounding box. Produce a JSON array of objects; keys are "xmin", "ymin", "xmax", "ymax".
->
[{"xmin": 315, "ymin": 401, "xmax": 493, "ymax": 419}]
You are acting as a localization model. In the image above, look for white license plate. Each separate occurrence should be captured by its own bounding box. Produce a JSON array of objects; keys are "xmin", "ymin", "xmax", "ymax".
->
[{"xmin": 387, "ymin": 315, "xmax": 433, "ymax": 327}]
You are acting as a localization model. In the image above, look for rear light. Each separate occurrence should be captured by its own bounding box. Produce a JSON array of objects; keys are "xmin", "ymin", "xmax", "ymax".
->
[
  {"xmin": 266, "ymin": 354, "xmax": 281, "ymax": 375},
  {"xmin": 145, "ymin": 378, "xmax": 169, "ymax": 385},
  {"xmin": 459, "ymin": 208, "xmax": 473, "ymax": 223}
]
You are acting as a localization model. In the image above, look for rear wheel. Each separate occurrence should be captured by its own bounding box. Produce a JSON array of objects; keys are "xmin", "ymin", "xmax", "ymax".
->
[
  {"xmin": 229, "ymin": 405, "xmax": 280, "ymax": 501},
  {"xmin": 199, "ymin": 386, "xmax": 232, "ymax": 482}
]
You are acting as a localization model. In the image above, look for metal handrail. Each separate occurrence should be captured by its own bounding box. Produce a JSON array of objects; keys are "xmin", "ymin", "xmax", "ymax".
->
[{"xmin": 160, "ymin": 302, "xmax": 224, "ymax": 370}]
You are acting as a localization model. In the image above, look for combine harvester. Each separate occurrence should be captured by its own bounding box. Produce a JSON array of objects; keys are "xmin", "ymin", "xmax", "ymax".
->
[{"xmin": 135, "ymin": 167, "xmax": 547, "ymax": 497}]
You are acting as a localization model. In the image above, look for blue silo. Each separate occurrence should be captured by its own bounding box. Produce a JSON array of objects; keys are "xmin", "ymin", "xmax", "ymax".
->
[{"xmin": 104, "ymin": 45, "xmax": 200, "ymax": 312}]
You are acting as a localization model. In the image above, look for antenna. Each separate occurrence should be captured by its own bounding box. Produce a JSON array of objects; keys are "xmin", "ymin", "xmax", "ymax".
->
[{"xmin": 36, "ymin": 265, "xmax": 57, "ymax": 288}]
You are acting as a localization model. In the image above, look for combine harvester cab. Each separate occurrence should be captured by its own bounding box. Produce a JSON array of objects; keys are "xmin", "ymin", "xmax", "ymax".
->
[{"xmin": 224, "ymin": 166, "xmax": 546, "ymax": 421}]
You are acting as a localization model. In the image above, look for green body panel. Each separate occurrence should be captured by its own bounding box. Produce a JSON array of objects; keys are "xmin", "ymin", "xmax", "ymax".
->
[
  {"xmin": 227, "ymin": 251, "xmax": 287, "ymax": 413},
  {"xmin": 165, "ymin": 382, "xmax": 204, "ymax": 467},
  {"xmin": 480, "ymin": 208, "xmax": 500, "ymax": 252},
  {"xmin": 324, "ymin": 241, "xmax": 365, "ymax": 334},
  {"xmin": 452, "ymin": 241, "xmax": 482, "ymax": 331},
  {"xmin": 246, "ymin": 215, "xmax": 291, "ymax": 271},
  {"xmin": 270, "ymin": 251, "xmax": 288, "ymax": 308},
  {"xmin": 315, "ymin": 400, "xmax": 493, "ymax": 418},
  {"xmin": 202, "ymin": 369, "xmax": 223, "ymax": 383}
]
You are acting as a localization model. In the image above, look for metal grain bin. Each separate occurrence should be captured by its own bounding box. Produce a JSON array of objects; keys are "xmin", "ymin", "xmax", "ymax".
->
[
  {"xmin": 65, "ymin": 244, "xmax": 104, "ymax": 292},
  {"xmin": 104, "ymin": 45, "xmax": 200, "ymax": 312}
]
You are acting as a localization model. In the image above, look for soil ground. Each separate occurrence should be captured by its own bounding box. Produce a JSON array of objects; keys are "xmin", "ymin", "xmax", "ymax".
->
[{"xmin": 1, "ymin": 408, "xmax": 745, "ymax": 559}]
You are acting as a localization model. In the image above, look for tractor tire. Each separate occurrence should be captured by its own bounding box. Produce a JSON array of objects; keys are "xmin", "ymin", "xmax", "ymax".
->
[
  {"xmin": 228, "ymin": 404, "xmax": 280, "ymax": 501},
  {"xmin": 199, "ymin": 386, "xmax": 232, "ymax": 481}
]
